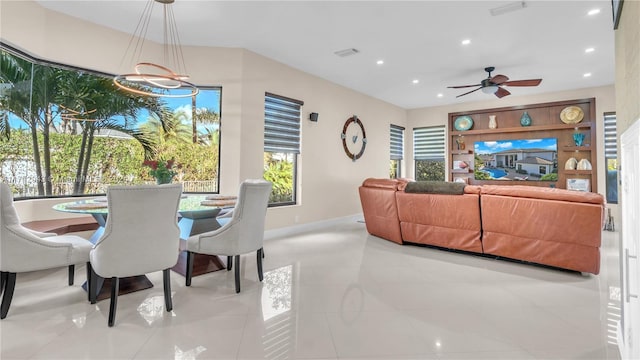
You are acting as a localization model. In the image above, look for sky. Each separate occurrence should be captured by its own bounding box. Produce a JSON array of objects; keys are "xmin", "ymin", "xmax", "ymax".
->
[
  {"xmin": 7, "ymin": 88, "xmax": 221, "ymax": 131},
  {"xmin": 475, "ymin": 138, "xmax": 558, "ymax": 155}
]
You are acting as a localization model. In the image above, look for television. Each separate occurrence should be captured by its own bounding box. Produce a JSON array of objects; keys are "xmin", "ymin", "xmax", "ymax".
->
[{"xmin": 474, "ymin": 138, "xmax": 558, "ymax": 181}]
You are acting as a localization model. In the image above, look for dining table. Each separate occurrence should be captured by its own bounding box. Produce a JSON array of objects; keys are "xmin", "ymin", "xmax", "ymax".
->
[{"xmin": 54, "ymin": 194, "xmax": 235, "ymax": 300}]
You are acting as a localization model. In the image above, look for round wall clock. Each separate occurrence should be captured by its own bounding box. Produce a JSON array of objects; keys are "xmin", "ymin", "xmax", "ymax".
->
[{"xmin": 341, "ymin": 115, "xmax": 367, "ymax": 161}]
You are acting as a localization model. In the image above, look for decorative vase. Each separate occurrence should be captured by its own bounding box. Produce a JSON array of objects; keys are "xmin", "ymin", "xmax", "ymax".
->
[
  {"xmin": 573, "ymin": 133, "xmax": 585, "ymax": 146},
  {"xmin": 488, "ymin": 115, "xmax": 497, "ymax": 129},
  {"xmin": 156, "ymin": 175, "xmax": 174, "ymax": 184},
  {"xmin": 520, "ymin": 111, "xmax": 532, "ymax": 126}
]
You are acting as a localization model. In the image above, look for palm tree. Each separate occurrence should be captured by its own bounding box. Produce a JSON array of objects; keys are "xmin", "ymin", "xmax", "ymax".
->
[
  {"xmin": 55, "ymin": 72, "xmax": 166, "ymax": 194},
  {"xmin": 191, "ymin": 94, "xmax": 219, "ymax": 144},
  {"xmin": 1, "ymin": 49, "xmax": 166, "ymax": 195},
  {"xmin": 0, "ymin": 52, "xmax": 56, "ymax": 195},
  {"xmin": 140, "ymin": 108, "xmax": 193, "ymax": 147}
]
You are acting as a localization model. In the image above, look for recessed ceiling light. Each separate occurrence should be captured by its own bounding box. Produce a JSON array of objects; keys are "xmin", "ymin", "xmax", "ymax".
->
[
  {"xmin": 585, "ymin": 47, "xmax": 595, "ymax": 53},
  {"xmin": 584, "ymin": 72, "xmax": 592, "ymax": 77},
  {"xmin": 412, "ymin": 79, "xmax": 420, "ymax": 84},
  {"xmin": 376, "ymin": 60, "xmax": 384, "ymax": 65},
  {"xmin": 461, "ymin": 39, "xmax": 471, "ymax": 45},
  {"xmin": 437, "ymin": 93, "xmax": 444, "ymax": 98},
  {"xmin": 588, "ymin": 8, "xmax": 600, "ymax": 16}
]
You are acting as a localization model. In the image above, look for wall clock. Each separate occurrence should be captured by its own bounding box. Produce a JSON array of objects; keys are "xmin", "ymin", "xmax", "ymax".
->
[{"xmin": 341, "ymin": 115, "xmax": 367, "ymax": 161}]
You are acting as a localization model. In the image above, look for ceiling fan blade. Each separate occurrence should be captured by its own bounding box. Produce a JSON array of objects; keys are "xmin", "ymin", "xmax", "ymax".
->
[
  {"xmin": 447, "ymin": 84, "xmax": 481, "ymax": 89},
  {"xmin": 502, "ymin": 79, "xmax": 542, "ymax": 87},
  {"xmin": 495, "ymin": 87, "xmax": 511, "ymax": 98},
  {"xmin": 456, "ymin": 87, "xmax": 482, "ymax": 98},
  {"xmin": 490, "ymin": 74, "xmax": 509, "ymax": 85}
]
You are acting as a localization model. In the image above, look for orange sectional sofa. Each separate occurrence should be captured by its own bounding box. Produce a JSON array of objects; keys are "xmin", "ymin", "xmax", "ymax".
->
[{"xmin": 359, "ymin": 178, "xmax": 605, "ymax": 274}]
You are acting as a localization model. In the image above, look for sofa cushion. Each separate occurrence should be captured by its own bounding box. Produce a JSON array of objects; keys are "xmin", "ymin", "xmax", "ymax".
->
[
  {"xmin": 404, "ymin": 181, "xmax": 465, "ymax": 195},
  {"xmin": 361, "ymin": 178, "xmax": 409, "ymax": 191},
  {"xmin": 480, "ymin": 185, "xmax": 604, "ymax": 205}
]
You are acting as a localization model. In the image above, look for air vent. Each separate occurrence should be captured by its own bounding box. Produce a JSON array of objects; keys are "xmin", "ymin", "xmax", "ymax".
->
[
  {"xmin": 490, "ymin": 1, "xmax": 526, "ymax": 16},
  {"xmin": 334, "ymin": 48, "xmax": 360, "ymax": 57}
]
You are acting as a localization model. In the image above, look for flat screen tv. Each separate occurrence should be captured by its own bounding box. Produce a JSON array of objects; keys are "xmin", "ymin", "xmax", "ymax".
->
[{"xmin": 474, "ymin": 138, "xmax": 558, "ymax": 181}]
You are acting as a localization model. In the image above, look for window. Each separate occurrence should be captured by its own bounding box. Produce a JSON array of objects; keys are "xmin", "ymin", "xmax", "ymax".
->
[
  {"xmin": 604, "ymin": 112, "xmax": 618, "ymax": 204},
  {"xmin": 263, "ymin": 93, "xmax": 302, "ymax": 206},
  {"xmin": 413, "ymin": 126, "xmax": 445, "ymax": 181},
  {"xmin": 0, "ymin": 45, "xmax": 221, "ymax": 198},
  {"xmin": 390, "ymin": 124, "xmax": 404, "ymax": 178},
  {"xmin": 539, "ymin": 166, "xmax": 546, "ymax": 175}
]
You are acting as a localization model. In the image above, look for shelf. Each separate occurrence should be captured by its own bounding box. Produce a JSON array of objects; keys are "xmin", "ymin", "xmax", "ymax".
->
[
  {"xmin": 563, "ymin": 170, "xmax": 593, "ymax": 175},
  {"xmin": 561, "ymin": 146, "xmax": 592, "ymax": 152},
  {"xmin": 451, "ymin": 169, "xmax": 472, "ymax": 173},
  {"xmin": 451, "ymin": 150, "xmax": 473, "ymax": 155},
  {"xmin": 450, "ymin": 122, "xmax": 592, "ymax": 136}
]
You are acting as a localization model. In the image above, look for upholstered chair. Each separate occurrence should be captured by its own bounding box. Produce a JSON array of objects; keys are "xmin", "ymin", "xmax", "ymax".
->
[
  {"xmin": 88, "ymin": 184, "xmax": 182, "ymax": 327},
  {"xmin": 185, "ymin": 179, "xmax": 271, "ymax": 293},
  {"xmin": 0, "ymin": 183, "xmax": 93, "ymax": 319}
]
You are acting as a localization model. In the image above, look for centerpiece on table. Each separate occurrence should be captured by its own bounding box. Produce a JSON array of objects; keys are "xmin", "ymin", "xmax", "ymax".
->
[{"xmin": 143, "ymin": 158, "xmax": 180, "ymax": 184}]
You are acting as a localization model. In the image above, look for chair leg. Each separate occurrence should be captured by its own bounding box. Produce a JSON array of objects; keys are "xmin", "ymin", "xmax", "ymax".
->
[
  {"xmin": 88, "ymin": 263, "xmax": 101, "ymax": 304},
  {"xmin": 108, "ymin": 277, "xmax": 119, "ymax": 327},
  {"xmin": 257, "ymin": 249, "xmax": 264, "ymax": 282},
  {"xmin": 0, "ymin": 272, "xmax": 6, "ymax": 296},
  {"xmin": 86, "ymin": 263, "xmax": 92, "ymax": 302},
  {"xmin": 163, "ymin": 269, "xmax": 173, "ymax": 312},
  {"xmin": 234, "ymin": 255, "xmax": 241, "ymax": 293},
  {"xmin": 0, "ymin": 273, "xmax": 17, "ymax": 319},
  {"xmin": 227, "ymin": 256, "xmax": 233, "ymax": 271},
  {"xmin": 185, "ymin": 251, "xmax": 194, "ymax": 287},
  {"xmin": 68, "ymin": 265, "xmax": 75, "ymax": 286}
]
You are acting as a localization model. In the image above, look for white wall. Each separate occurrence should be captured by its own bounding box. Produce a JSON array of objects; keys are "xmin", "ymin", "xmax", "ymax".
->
[{"xmin": 0, "ymin": 1, "xmax": 407, "ymax": 230}]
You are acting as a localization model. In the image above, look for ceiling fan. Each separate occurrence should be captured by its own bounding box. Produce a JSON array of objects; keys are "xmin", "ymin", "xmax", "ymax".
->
[{"xmin": 448, "ymin": 66, "xmax": 542, "ymax": 98}]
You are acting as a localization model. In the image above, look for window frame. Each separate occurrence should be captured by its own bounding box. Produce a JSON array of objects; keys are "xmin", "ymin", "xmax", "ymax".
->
[
  {"xmin": 604, "ymin": 112, "xmax": 618, "ymax": 204},
  {"xmin": 1, "ymin": 42, "xmax": 222, "ymax": 199},
  {"xmin": 263, "ymin": 92, "xmax": 303, "ymax": 207},
  {"xmin": 413, "ymin": 125, "xmax": 446, "ymax": 181},
  {"xmin": 390, "ymin": 124, "xmax": 405, "ymax": 179}
]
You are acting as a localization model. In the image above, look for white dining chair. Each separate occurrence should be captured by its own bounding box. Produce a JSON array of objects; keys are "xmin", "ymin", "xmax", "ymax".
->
[
  {"xmin": 0, "ymin": 183, "xmax": 93, "ymax": 319},
  {"xmin": 88, "ymin": 184, "xmax": 182, "ymax": 327},
  {"xmin": 185, "ymin": 179, "xmax": 271, "ymax": 293}
]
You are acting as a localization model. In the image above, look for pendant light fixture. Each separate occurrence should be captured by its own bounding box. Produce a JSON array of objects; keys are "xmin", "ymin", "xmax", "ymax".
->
[{"xmin": 113, "ymin": 0, "xmax": 198, "ymax": 98}]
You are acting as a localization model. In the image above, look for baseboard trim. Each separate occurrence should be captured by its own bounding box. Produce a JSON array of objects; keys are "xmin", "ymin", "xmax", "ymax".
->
[{"xmin": 265, "ymin": 213, "xmax": 364, "ymax": 241}]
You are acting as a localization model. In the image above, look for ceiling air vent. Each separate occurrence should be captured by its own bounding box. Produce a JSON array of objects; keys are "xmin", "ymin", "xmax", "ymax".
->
[
  {"xmin": 334, "ymin": 48, "xmax": 360, "ymax": 57},
  {"xmin": 489, "ymin": 1, "xmax": 526, "ymax": 16}
]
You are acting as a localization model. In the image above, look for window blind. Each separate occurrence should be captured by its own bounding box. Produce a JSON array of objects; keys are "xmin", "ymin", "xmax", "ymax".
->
[
  {"xmin": 390, "ymin": 124, "xmax": 405, "ymax": 160},
  {"xmin": 604, "ymin": 113, "xmax": 617, "ymax": 159},
  {"xmin": 264, "ymin": 93, "xmax": 302, "ymax": 154},
  {"xmin": 413, "ymin": 126, "xmax": 445, "ymax": 160}
]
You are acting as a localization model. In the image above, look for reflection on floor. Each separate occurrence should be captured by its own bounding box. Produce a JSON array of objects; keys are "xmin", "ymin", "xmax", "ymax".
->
[{"xmin": 0, "ymin": 221, "xmax": 622, "ymax": 359}]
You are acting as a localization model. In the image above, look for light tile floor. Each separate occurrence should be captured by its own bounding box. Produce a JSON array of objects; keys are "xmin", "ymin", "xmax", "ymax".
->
[{"xmin": 0, "ymin": 221, "xmax": 622, "ymax": 359}]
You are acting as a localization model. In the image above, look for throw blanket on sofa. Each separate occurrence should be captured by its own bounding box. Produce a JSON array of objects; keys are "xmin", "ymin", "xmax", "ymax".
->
[{"xmin": 404, "ymin": 181, "xmax": 465, "ymax": 195}]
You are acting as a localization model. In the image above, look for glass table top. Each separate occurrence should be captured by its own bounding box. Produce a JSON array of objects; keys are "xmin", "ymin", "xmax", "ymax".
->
[{"xmin": 53, "ymin": 195, "xmax": 224, "ymax": 215}]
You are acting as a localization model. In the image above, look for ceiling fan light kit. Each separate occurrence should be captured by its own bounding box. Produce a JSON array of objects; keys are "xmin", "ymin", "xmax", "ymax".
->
[{"xmin": 448, "ymin": 66, "xmax": 542, "ymax": 99}]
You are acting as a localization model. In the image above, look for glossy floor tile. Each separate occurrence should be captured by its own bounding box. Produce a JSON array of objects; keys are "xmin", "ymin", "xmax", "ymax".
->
[{"xmin": 0, "ymin": 221, "xmax": 621, "ymax": 359}]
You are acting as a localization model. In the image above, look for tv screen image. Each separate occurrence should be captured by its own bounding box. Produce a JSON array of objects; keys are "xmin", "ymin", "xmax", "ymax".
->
[{"xmin": 474, "ymin": 138, "xmax": 558, "ymax": 181}]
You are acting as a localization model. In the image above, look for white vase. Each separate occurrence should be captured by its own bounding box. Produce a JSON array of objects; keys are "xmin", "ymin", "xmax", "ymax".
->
[{"xmin": 488, "ymin": 115, "xmax": 497, "ymax": 129}]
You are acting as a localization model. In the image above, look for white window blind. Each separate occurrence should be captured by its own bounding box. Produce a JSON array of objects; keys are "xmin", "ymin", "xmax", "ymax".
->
[
  {"xmin": 390, "ymin": 124, "xmax": 404, "ymax": 160},
  {"xmin": 604, "ymin": 113, "xmax": 617, "ymax": 159},
  {"xmin": 264, "ymin": 93, "xmax": 302, "ymax": 154},
  {"xmin": 413, "ymin": 126, "xmax": 445, "ymax": 160}
]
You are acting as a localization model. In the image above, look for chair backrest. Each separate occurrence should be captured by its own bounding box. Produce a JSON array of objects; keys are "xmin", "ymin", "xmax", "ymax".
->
[
  {"xmin": 90, "ymin": 184, "xmax": 183, "ymax": 278},
  {"xmin": 0, "ymin": 183, "xmax": 21, "ymax": 229},
  {"xmin": 226, "ymin": 179, "xmax": 272, "ymax": 254},
  {"xmin": 0, "ymin": 183, "xmax": 73, "ymax": 272}
]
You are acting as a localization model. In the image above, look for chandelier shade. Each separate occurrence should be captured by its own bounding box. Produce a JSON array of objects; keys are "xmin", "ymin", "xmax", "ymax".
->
[{"xmin": 113, "ymin": 0, "xmax": 198, "ymax": 98}]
